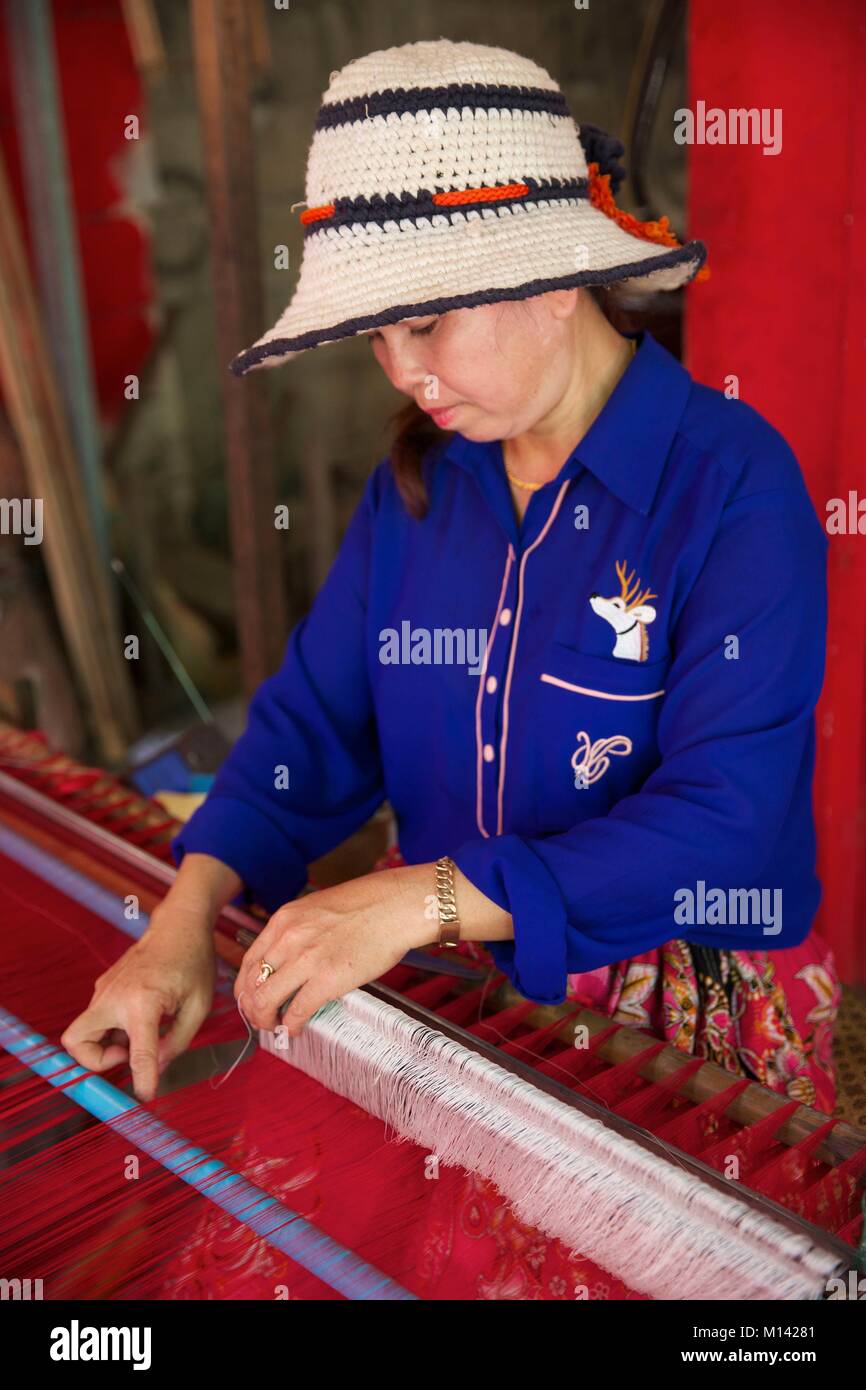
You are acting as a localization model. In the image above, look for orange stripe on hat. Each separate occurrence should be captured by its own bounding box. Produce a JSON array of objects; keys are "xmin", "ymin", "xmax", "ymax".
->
[
  {"xmin": 300, "ymin": 183, "xmax": 533, "ymax": 225},
  {"xmin": 300, "ymin": 203, "xmax": 336, "ymax": 225},
  {"xmin": 433, "ymin": 182, "xmax": 531, "ymax": 206}
]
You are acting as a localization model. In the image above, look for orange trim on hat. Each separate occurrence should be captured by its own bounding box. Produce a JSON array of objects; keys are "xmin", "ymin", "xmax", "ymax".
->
[{"xmin": 587, "ymin": 162, "xmax": 710, "ymax": 282}]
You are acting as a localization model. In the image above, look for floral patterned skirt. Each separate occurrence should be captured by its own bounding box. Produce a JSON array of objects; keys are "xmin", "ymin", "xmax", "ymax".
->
[{"xmin": 566, "ymin": 933, "xmax": 840, "ymax": 1112}]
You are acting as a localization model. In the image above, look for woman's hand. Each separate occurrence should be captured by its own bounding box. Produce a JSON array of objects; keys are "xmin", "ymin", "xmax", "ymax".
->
[
  {"xmin": 235, "ymin": 863, "xmax": 438, "ymax": 1036},
  {"xmin": 61, "ymin": 906, "xmax": 217, "ymax": 1103}
]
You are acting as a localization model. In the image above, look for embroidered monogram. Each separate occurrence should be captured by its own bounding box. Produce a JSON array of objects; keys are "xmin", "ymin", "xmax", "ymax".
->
[
  {"xmin": 572, "ymin": 731, "xmax": 633, "ymax": 787},
  {"xmin": 589, "ymin": 560, "xmax": 657, "ymax": 661}
]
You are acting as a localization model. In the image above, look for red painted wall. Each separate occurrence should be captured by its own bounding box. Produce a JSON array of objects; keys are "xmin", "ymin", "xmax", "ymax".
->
[
  {"xmin": 0, "ymin": 0, "xmax": 155, "ymax": 421},
  {"xmin": 687, "ymin": 0, "xmax": 866, "ymax": 982}
]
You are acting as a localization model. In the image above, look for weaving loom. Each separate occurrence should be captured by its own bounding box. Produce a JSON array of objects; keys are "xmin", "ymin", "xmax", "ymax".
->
[{"xmin": 1, "ymin": 728, "xmax": 864, "ymax": 1302}]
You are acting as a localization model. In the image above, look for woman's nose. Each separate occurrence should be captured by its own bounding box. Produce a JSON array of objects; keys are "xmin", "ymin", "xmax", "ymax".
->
[{"xmin": 389, "ymin": 352, "xmax": 424, "ymax": 392}]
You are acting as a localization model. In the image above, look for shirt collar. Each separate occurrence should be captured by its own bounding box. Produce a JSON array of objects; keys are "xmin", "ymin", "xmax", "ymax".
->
[{"xmin": 443, "ymin": 329, "xmax": 693, "ymax": 517}]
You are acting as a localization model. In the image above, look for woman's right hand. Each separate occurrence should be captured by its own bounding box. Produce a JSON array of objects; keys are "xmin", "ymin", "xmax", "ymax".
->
[{"xmin": 61, "ymin": 900, "xmax": 217, "ymax": 1103}]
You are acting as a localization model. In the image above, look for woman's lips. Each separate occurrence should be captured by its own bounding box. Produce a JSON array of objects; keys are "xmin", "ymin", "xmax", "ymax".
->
[{"xmin": 427, "ymin": 404, "xmax": 459, "ymax": 427}]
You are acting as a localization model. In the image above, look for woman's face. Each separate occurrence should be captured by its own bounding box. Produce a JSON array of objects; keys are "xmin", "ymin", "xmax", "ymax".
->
[{"xmin": 364, "ymin": 290, "xmax": 583, "ymax": 441}]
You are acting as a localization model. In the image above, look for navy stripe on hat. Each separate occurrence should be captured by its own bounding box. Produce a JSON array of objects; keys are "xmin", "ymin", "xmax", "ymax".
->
[
  {"xmin": 315, "ymin": 82, "xmax": 572, "ymax": 130},
  {"xmin": 303, "ymin": 177, "xmax": 590, "ymax": 237}
]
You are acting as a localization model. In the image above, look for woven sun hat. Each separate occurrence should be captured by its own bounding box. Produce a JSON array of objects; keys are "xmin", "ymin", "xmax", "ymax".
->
[{"xmin": 229, "ymin": 39, "xmax": 707, "ymax": 377}]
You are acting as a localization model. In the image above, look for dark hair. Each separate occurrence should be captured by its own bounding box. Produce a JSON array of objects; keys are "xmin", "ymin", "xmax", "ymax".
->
[{"xmin": 386, "ymin": 284, "xmax": 647, "ymax": 519}]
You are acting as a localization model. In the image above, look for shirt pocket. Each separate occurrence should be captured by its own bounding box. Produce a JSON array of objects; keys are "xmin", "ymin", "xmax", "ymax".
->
[
  {"xmin": 540, "ymin": 644, "xmax": 669, "ymax": 703},
  {"xmin": 532, "ymin": 643, "xmax": 669, "ymax": 831}
]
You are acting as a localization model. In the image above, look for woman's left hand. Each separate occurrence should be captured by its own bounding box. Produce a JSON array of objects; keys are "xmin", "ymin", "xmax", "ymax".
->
[{"xmin": 234, "ymin": 863, "xmax": 437, "ymax": 1036}]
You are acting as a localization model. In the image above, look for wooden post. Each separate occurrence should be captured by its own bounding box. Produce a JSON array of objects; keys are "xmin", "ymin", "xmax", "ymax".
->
[
  {"xmin": 190, "ymin": 0, "xmax": 287, "ymax": 697},
  {"xmin": 119, "ymin": 0, "xmax": 168, "ymax": 83}
]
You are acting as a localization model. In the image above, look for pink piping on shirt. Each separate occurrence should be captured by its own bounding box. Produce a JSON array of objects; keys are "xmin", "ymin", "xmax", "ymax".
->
[
  {"xmin": 540, "ymin": 674, "xmax": 666, "ymax": 700},
  {"xmin": 475, "ymin": 543, "xmax": 516, "ymax": 836},
  {"xmin": 496, "ymin": 480, "xmax": 572, "ymax": 835}
]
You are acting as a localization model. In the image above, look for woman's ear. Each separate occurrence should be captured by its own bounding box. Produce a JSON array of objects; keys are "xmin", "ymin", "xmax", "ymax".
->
[{"xmin": 546, "ymin": 287, "xmax": 580, "ymax": 320}]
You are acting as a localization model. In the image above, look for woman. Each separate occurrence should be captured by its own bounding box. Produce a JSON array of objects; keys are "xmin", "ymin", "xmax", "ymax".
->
[{"xmin": 64, "ymin": 37, "xmax": 838, "ymax": 1146}]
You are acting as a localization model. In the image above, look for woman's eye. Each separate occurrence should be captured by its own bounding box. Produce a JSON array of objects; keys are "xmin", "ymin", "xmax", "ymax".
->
[{"xmin": 367, "ymin": 320, "xmax": 437, "ymax": 344}]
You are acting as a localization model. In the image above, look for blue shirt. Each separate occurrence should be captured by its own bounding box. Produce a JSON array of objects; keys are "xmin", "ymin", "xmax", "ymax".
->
[{"xmin": 173, "ymin": 329, "xmax": 828, "ymax": 1005}]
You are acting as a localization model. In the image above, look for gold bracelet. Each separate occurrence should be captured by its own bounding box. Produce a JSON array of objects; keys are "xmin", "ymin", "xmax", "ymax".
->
[{"xmin": 434, "ymin": 855, "xmax": 461, "ymax": 948}]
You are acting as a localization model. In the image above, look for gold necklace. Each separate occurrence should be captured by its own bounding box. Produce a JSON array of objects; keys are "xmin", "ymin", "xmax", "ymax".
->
[
  {"xmin": 505, "ymin": 337, "xmax": 637, "ymax": 493},
  {"xmin": 505, "ymin": 471, "xmax": 543, "ymax": 492}
]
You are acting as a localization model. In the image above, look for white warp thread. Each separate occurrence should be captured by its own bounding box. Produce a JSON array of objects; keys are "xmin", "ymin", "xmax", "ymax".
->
[{"xmin": 260, "ymin": 990, "xmax": 846, "ymax": 1300}]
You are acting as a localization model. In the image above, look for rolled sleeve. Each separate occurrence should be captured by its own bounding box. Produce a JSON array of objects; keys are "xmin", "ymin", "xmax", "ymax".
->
[{"xmin": 452, "ymin": 835, "xmax": 569, "ymax": 1004}]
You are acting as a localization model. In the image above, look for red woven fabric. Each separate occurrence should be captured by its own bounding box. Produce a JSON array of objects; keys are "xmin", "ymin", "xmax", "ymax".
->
[{"xmin": 0, "ymin": 849, "xmax": 645, "ymax": 1300}]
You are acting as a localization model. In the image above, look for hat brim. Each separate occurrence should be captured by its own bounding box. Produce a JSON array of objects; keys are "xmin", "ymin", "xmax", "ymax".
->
[{"xmin": 230, "ymin": 200, "xmax": 707, "ymax": 376}]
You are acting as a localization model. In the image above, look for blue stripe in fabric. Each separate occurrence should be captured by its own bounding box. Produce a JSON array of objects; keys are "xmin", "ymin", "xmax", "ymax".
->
[
  {"xmin": 0, "ymin": 1005, "xmax": 416, "ymax": 1301},
  {"xmin": 0, "ymin": 823, "xmax": 149, "ymax": 939}
]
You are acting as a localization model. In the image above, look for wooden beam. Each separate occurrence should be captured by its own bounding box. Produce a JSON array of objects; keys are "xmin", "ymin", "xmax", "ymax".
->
[{"xmin": 189, "ymin": 0, "xmax": 287, "ymax": 696}]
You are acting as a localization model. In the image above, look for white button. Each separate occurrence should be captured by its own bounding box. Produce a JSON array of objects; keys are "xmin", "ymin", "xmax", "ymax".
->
[
  {"xmin": 486, "ymin": 676, "xmax": 497, "ymax": 694},
  {"xmin": 499, "ymin": 608, "xmax": 512, "ymax": 626},
  {"xmin": 483, "ymin": 743, "xmax": 495, "ymax": 762}
]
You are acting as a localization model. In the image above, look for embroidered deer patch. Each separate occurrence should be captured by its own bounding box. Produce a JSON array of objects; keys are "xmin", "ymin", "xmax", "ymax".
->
[
  {"xmin": 589, "ymin": 560, "xmax": 657, "ymax": 662},
  {"xmin": 572, "ymin": 731, "xmax": 633, "ymax": 787}
]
